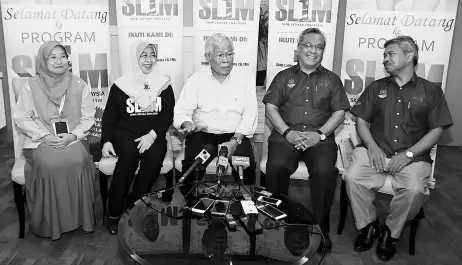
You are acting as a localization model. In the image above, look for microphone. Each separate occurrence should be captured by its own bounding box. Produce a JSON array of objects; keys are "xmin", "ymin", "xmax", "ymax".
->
[
  {"xmin": 178, "ymin": 144, "xmax": 217, "ymax": 184},
  {"xmin": 216, "ymin": 145, "xmax": 229, "ymax": 178},
  {"xmin": 231, "ymin": 156, "xmax": 250, "ymax": 182}
]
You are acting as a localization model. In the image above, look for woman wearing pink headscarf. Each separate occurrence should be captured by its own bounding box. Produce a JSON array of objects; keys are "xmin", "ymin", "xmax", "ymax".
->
[{"xmin": 14, "ymin": 41, "xmax": 96, "ymax": 240}]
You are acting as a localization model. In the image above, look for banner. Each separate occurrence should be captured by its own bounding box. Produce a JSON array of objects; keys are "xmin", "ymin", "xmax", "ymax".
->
[
  {"xmin": 192, "ymin": 0, "xmax": 261, "ymax": 73},
  {"xmin": 115, "ymin": 0, "xmax": 183, "ymax": 99},
  {"xmin": 1, "ymin": 0, "xmax": 111, "ymax": 161},
  {"xmin": 266, "ymin": 0, "xmax": 340, "ymax": 86},
  {"xmin": 339, "ymin": 0, "xmax": 459, "ymax": 136}
]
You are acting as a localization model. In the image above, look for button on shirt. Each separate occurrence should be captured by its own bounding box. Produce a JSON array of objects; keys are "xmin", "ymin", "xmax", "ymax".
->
[
  {"xmin": 350, "ymin": 74, "xmax": 453, "ymax": 163},
  {"xmin": 174, "ymin": 66, "xmax": 258, "ymax": 137},
  {"xmin": 262, "ymin": 64, "xmax": 350, "ymax": 143}
]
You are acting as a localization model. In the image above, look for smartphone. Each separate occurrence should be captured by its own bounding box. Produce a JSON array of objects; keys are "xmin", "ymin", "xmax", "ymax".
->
[
  {"xmin": 254, "ymin": 186, "xmax": 272, "ymax": 197},
  {"xmin": 191, "ymin": 198, "xmax": 215, "ymax": 215},
  {"xmin": 242, "ymin": 194, "xmax": 253, "ymax": 201},
  {"xmin": 53, "ymin": 121, "xmax": 69, "ymax": 135},
  {"xmin": 257, "ymin": 204, "xmax": 287, "ymax": 221},
  {"xmin": 257, "ymin": 196, "xmax": 281, "ymax": 206},
  {"xmin": 238, "ymin": 214, "xmax": 263, "ymax": 235},
  {"xmin": 210, "ymin": 200, "xmax": 230, "ymax": 216}
]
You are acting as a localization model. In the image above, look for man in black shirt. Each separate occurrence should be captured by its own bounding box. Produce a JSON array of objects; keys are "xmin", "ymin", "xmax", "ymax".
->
[
  {"xmin": 345, "ymin": 35, "xmax": 453, "ymax": 261},
  {"xmin": 263, "ymin": 28, "xmax": 350, "ymax": 253}
]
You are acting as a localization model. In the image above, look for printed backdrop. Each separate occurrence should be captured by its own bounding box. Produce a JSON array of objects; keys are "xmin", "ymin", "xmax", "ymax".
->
[
  {"xmin": 266, "ymin": 0, "xmax": 340, "ymax": 86},
  {"xmin": 1, "ymin": 0, "xmax": 111, "ymax": 161},
  {"xmin": 339, "ymin": 0, "xmax": 459, "ymax": 138},
  {"xmin": 192, "ymin": 0, "xmax": 261, "ymax": 73},
  {"xmin": 115, "ymin": 0, "xmax": 183, "ymax": 99}
]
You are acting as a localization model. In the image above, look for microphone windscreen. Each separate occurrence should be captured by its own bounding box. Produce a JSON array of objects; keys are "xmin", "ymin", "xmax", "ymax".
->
[
  {"xmin": 218, "ymin": 145, "xmax": 228, "ymax": 157},
  {"xmin": 203, "ymin": 144, "xmax": 218, "ymax": 158}
]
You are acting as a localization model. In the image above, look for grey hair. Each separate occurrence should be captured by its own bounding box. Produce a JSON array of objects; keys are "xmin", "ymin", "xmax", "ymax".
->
[
  {"xmin": 297, "ymin": 27, "xmax": 326, "ymax": 48},
  {"xmin": 204, "ymin": 33, "xmax": 234, "ymax": 55},
  {"xmin": 384, "ymin": 35, "xmax": 419, "ymax": 66}
]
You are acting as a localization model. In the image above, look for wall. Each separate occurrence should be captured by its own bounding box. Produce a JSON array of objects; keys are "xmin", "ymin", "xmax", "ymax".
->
[{"xmin": 440, "ymin": 1, "xmax": 462, "ymax": 146}]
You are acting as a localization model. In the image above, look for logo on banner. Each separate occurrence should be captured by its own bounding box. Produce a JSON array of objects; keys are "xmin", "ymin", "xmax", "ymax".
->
[
  {"xmin": 199, "ymin": 0, "xmax": 255, "ymax": 21},
  {"xmin": 122, "ymin": 0, "xmax": 179, "ymax": 17},
  {"xmin": 275, "ymin": 0, "xmax": 332, "ymax": 23}
]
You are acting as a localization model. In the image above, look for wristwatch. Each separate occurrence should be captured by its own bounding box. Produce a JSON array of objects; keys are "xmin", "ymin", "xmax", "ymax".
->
[
  {"xmin": 231, "ymin": 136, "xmax": 243, "ymax": 145},
  {"xmin": 405, "ymin": 150, "xmax": 414, "ymax": 159},
  {"xmin": 316, "ymin": 130, "xmax": 326, "ymax": 141}
]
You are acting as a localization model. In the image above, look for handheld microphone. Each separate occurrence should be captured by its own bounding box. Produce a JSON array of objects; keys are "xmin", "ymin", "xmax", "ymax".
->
[
  {"xmin": 231, "ymin": 156, "xmax": 250, "ymax": 182},
  {"xmin": 216, "ymin": 145, "xmax": 229, "ymax": 178},
  {"xmin": 178, "ymin": 144, "xmax": 217, "ymax": 184}
]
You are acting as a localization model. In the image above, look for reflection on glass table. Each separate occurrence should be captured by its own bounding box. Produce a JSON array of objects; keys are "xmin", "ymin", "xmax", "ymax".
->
[{"xmin": 117, "ymin": 183, "xmax": 327, "ymax": 265}]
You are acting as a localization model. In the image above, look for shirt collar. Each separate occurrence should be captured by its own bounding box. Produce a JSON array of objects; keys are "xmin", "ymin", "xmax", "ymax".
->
[
  {"xmin": 293, "ymin": 63, "xmax": 324, "ymax": 76},
  {"xmin": 387, "ymin": 72, "xmax": 418, "ymax": 86}
]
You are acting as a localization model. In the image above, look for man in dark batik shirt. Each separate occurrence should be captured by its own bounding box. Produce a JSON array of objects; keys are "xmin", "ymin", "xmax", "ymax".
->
[
  {"xmin": 263, "ymin": 28, "xmax": 350, "ymax": 253},
  {"xmin": 345, "ymin": 35, "xmax": 453, "ymax": 261}
]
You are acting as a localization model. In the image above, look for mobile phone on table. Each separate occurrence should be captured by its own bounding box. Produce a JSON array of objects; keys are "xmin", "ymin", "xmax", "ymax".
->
[
  {"xmin": 210, "ymin": 200, "xmax": 230, "ymax": 216},
  {"xmin": 257, "ymin": 196, "xmax": 282, "ymax": 206},
  {"xmin": 238, "ymin": 214, "xmax": 263, "ymax": 235},
  {"xmin": 254, "ymin": 186, "xmax": 272, "ymax": 197},
  {"xmin": 191, "ymin": 198, "xmax": 215, "ymax": 215},
  {"xmin": 257, "ymin": 204, "xmax": 287, "ymax": 221}
]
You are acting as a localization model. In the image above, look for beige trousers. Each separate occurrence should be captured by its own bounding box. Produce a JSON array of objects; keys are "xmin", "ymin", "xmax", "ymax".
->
[{"xmin": 344, "ymin": 147, "xmax": 432, "ymax": 239}]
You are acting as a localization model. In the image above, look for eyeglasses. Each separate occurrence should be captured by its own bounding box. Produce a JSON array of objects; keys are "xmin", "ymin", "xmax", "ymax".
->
[
  {"xmin": 47, "ymin": 55, "xmax": 68, "ymax": 63},
  {"xmin": 213, "ymin": 52, "xmax": 235, "ymax": 61},
  {"xmin": 140, "ymin": 54, "xmax": 157, "ymax": 61},
  {"xmin": 300, "ymin": 43, "xmax": 325, "ymax": 52}
]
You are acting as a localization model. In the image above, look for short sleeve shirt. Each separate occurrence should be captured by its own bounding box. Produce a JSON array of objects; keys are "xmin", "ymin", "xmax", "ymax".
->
[
  {"xmin": 263, "ymin": 64, "xmax": 350, "ymax": 144},
  {"xmin": 350, "ymin": 74, "xmax": 453, "ymax": 163}
]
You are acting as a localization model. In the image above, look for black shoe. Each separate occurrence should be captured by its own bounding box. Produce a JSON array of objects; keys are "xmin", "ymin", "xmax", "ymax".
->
[
  {"xmin": 376, "ymin": 225, "xmax": 398, "ymax": 261},
  {"xmin": 104, "ymin": 213, "xmax": 120, "ymax": 235},
  {"xmin": 354, "ymin": 219, "xmax": 380, "ymax": 252},
  {"xmin": 317, "ymin": 233, "xmax": 332, "ymax": 253}
]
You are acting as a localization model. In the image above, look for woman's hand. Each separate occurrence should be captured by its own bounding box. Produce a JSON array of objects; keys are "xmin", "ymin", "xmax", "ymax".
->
[
  {"xmin": 102, "ymin": 142, "xmax": 117, "ymax": 158},
  {"xmin": 41, "ymin": 134, "xmax": 59, "ymax": 146},
  {"xmin": 51, "ymin": 133, "xmax": 77, "ymax": 149},
  {"xmin": 134, "ymin": 133, "xmax": 155, "ymax": 154}
]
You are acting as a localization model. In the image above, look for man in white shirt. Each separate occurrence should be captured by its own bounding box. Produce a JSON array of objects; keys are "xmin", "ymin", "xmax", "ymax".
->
[{"xmin": 174, "ymin": 33, "xmax": 258, "ymax": 188}]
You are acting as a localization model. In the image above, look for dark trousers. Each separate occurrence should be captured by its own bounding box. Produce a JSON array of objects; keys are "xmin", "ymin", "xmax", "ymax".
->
[
  {"xmin": 108, "ymin": 129, "xmax": 167, "ymax": 217},
  {"xmin": 266, "ymin": 141, "xmax": 338, "ymax": 234},
  {"xmin": 180, "ymin": 132, "xmax": 256, "ymax": 185}
]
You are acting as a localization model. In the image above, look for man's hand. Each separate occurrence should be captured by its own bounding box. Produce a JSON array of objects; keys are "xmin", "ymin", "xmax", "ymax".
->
[
  {"xmin": 220, "ymin": 140, "xmax": 239, "ymax": 158},
  {"xmin": 179, "ymin": 121, "xmax": 208, "ymax": 134},
  {"xmin": 367, "ymin": 144, "xmax": 387, "ymax": 172},
  {"xmin": 134, "ymin": 133, "xmax": 155, "ymax": 154},
  {"xmin": 295, "ymin": 131, "xmax": 320, "ymax": 150},
  {"xmin": 386, "ymin": 152, "xmax": 412, "ymax": 174},
  {"xmin": 51, "ymin": 133, "xmax": 77, "ymax": 149},
  {"xmin": 102, "ymin": 142, "xmax": 117, "ymax": 158}
]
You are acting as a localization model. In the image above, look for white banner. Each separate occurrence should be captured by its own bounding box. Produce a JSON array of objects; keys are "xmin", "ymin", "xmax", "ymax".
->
[
  {"xmin": 115, "ymin": 0, "xmax": 183, "ymax": 99},
  {"xmin": 266, "ymin": 0, "xmax": 340, "ymax": 87},
  {"xmin": 1, "ymin": 0, "xmax": 111, "ymax": 161},
  {"xmin": 192, "ymin": 0, "xmax": 261, "ymax": 73},
  {"xmin": 339, "ymin": 0, "xmax": 459, "ymax": 135}
]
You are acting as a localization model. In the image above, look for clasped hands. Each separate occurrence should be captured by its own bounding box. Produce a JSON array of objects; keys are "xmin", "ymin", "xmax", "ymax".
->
[
  {"xmin": 367, "ymin": 145, "xmax": 412, "ymax": 174},
  {"xmin": 42, "ymin": 133, "xmax": 76, "ymax": 149},
  {"xmin": 286, "ymin": 130, "xmax": 321, "ymax": 151}
]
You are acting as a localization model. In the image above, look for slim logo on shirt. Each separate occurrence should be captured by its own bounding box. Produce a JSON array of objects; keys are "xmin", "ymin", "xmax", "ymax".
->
[
  {"xmin": 378, "ymin": 89, "xmax": 387, "ymax": 98},
  {"xmin": 126, "ymin": 98, "xmax": 162, "ymax": 116}
]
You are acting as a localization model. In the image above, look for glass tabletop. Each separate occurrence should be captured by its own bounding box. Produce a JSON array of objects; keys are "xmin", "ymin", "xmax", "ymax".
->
[{"xmin": 117, "ymin": 183, "xmax": 326, "ymax": 265}]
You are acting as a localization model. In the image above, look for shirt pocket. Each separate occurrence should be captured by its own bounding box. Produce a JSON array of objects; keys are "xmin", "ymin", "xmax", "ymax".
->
[
  {"xmin": 409, "ymin": 95, "xmax": 431, "ymax": 118},
  {"xmin": 313, "ymin": 89, "xmax": 331, "ymax": 112},
  {"xmin": 227, "ymin": 92, "xmax": 245, "ymax": 114}
]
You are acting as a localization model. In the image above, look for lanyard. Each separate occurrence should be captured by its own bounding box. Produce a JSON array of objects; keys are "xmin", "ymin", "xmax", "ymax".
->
[{"xmin": 57, "ymin": 94, "xmax": 66, "ymax": 119}]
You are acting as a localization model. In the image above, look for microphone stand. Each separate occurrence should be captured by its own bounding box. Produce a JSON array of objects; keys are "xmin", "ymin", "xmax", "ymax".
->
[{"xmin": 202, "ymin": 173, "xmax": 231, "ymax": 198}]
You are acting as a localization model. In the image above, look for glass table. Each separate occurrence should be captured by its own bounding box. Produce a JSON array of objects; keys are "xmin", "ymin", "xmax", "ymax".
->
[{"xmin": 117, "ymin": 182, "xmax": 325, "ymax": 265}]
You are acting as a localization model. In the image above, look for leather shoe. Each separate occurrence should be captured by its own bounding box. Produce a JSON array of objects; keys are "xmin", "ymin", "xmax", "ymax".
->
[
  {"xmin": 104, "ymin": 213, "xmax": 120, "ymax": 235},
  {"xmin": 376, "ymin": 225, "xmax": 398, "ymax": 261},
  {"xmin": 317, "ymin": 233, "xmax": 332, "ymax": 253},
  {"xmin": 354, "ymin": 219, "xmax": 380, "ymax": 252}
]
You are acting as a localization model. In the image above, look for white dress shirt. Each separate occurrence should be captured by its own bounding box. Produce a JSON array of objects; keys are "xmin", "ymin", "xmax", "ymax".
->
[{"xmin": 174, "ymin": 66, "xmax": 258, "ymax": 137}]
